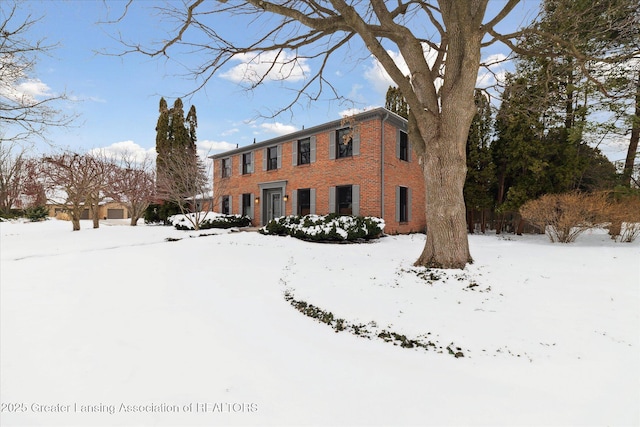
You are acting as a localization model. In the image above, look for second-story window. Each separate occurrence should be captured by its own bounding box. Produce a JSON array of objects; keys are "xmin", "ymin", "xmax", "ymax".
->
[
  {"xmin": 399, "ymin": 131, "xmax": 409, "ymax": 161},
  {"xmin": 221, "ymin": 158, "xmax": 231, "ymax": 178},
  {"xmin": 298, "ymin": 138, "xmax": 311, "ymax": 165},
  {"xmin": 336, "ymin": 128, "xmax": 353, "ymax": 158},
  {"xmin": 242, "ymin": 152, "xmax": 253, "ymax": 174},
  {"xmin": 267, "ymin": 146, "xmax": 278, "ymax": 170}
]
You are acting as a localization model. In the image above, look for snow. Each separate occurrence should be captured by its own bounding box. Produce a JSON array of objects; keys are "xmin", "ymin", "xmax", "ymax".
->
[{"xmin": 1, "ymin": 218, "xmax": 638, "ymax": 426}]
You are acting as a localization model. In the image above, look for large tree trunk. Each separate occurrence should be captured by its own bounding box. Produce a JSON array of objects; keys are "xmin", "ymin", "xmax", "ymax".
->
[
  {"xmin": 415, "ymin": 135, "xmax": 472, "ymax": 269},
  {"xmin": 622, "ymin": 71, "xmax": 640, "ymax": 187},
  {"xmin": 409, "ymin": 3, "xmax": 480, "ymax": 269}
]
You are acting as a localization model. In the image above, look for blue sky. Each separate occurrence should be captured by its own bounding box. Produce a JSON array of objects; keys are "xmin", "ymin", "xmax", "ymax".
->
[{"xmin": 8, "ymin": 1, "xmax": 554, "ymax": 162}]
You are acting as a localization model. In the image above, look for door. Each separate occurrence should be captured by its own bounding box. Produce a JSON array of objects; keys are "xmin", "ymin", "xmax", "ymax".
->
[
  {"xmin": 107, "ymin": 208, "xmax": 124, "ymax": 219},
  {"xmin": 264, "ymin": 189, "xmax": 283, "ymax": 223}
]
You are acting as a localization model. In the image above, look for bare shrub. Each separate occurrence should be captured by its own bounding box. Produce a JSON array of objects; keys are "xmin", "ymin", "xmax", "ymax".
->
[
  {"xmin": 606, "ymin": 196, "xmax": 640, "ymax": 243},
  {"xmin": 520, "ymin": 192, "xmax": 609, "ymax": 243}
]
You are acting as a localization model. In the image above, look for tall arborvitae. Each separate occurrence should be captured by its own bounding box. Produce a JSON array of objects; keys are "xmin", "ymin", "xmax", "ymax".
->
[
  {"xmin": 464, "ymin": 90, "xmax": 495, "ymax": 233},
  {"xmin": 186, "ymin": 105, "xmax": 198, "ymax": 158},
  {"xmin": 155, "ymin": 98, "xmax": 170, "ymax": 197},
  {"xmin": 385, "ymin": 86, "xmax": 408, "ymax": 119},
  {"xmin": 155, "ymin": 98, "xmax": 200, "ymax": 203}
]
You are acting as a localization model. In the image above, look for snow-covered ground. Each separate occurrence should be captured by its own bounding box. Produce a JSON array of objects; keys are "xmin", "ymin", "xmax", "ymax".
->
[{"xmin": 1, "ymin": 218, "xmax": 638, "ymax": 426}]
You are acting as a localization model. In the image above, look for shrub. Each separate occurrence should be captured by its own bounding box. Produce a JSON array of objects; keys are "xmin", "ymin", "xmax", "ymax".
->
[
  {"xmin": 520, "ymin": 192, "xmax": 609, "ymax": 243},
  {"xmin": 24, "ymin": 205, "xmax": 49, "ymax": 222},
  {"xmin": 261, "ymin": 214, "xmax": 385, "ymax": 242},
  {"xmin": 170, "ymin": 212, "xmax": 252, "ymax": 230},
  {"xmin": 144, "ymin": 202, "xmax": 181, "ymax": 225},
  {"xmin": 605, "ymin": 189, "xmax": 640, "ymax": 243}
]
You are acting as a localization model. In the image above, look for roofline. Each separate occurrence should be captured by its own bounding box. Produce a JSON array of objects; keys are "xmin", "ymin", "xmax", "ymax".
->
[{"xmin": 211, "ymin": 107, "xmax": 407, "ymax": 159}]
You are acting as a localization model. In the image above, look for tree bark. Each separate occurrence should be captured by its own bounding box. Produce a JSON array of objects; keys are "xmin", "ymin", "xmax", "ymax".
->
[
  {"xmin": 622, "ymin": 71, "xmax": 640, "ymax": 187},
  {"xmin": 415, "ymin": 136, "xmax": 472, "ymax": 268},
  {"xmin": 91, "ymin": 203, "xmax": 100, "ymax": 229},
  {"xmin": 71, "ymin": 214, "xmax": 80, "ymax": 231}
]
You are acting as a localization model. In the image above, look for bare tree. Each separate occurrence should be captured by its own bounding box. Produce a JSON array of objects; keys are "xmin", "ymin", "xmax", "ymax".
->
[
  {"xmin": 1, "ymin": 1, "xmax": 74, "ymax": 144},
  {"xmin": 109, "ymin": 1, "xmax": 639, "ymax": 268},
  {"xmin": 0, "ymin": 141, "xmax": 26, "ymax": 214},
  {"xmin": 43, "ymin": 152, "xmax": 104, "ymax": 231},
  {"xmin": 82, "ymin": 152, "xmax": 115, "ymax": 229},
  {"xmin": 105, "ymin": 151, "xmax": 156, "ymax": 226},
  {"xmin": 156, "ymin": 148, "xmax": 209, "ymax": 230}
]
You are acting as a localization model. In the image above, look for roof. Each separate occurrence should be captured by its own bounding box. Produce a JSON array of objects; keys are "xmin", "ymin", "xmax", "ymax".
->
[{"xmin": 211, "ymin": 107, "xmax": 407, "ymax": 159}]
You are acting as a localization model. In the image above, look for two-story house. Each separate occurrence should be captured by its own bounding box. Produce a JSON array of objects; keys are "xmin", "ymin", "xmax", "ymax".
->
[{"xmin": 210, "ymin": 107, "xmax": 425, "ymax": 234}]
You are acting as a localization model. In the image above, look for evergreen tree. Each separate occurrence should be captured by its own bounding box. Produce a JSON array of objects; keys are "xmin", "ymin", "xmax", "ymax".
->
[
  {"xmin": 155, "ymin": 97, "xmax": 170, "ymax": 195},
  {"xmin": 384, "ymin": 86, "xmax": 408, "ymax": 119},
  {"xmin": 154, "ymin": 98, "xmax": 204, "ymax": 213},
  {"xmin": 518, "ymin": 0, "xmax": 640, "ymax": 187},
  {"xmin": 464, "ymin": 90, "xmax": 495, "ymax": 233}
]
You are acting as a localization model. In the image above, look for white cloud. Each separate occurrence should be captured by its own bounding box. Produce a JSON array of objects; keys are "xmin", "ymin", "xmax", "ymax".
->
[
  {"xmin": 221, "ymin": 128, "xmax": 239, "ymax": 137},
  {"xmin": 15, "ymin": 79, "xmax": 52, "ymax": 98},
  {"xmin": 477, "ymin": 53, "xmax": 510, "ymax": 89},
  {"xmin": 339, "ymin": 106, "xmax": 379, "ymax": 117},
  {"xmin": 364, "ymin": 45, "xmax": 440, "ymax": 96},
  {"xmin": 259, "ymin": 122, "xmax": 298, "ymax": 136},
  {"xmin": 220, "ymin": 51, "xmax": 310, "ymax": 84},
  {"xmin": 0, "ymin": 78, "xmax": 54, "ymax": 104},
  {"xmin": 88, "ymin": 140, "xmax": 155, "ymax": 163},
  {"xmin": 197, "ymin": 139, "xmax": 237, "ymax": 155}
]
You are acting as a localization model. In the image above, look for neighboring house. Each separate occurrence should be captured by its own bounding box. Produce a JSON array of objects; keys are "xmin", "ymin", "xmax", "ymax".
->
[
  {"xmin": 211, "ymin": 107, "xmax": 426, "ymax": 234},
  {"xmin": 47, "ymin": 200, "xmax": 131, "ymax": 220}
]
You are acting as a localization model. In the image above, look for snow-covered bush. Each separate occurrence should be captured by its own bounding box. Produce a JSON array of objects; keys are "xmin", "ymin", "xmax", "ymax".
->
[
  {"xmin": 261, "ymin": 213, "xmax": 384, "ymax": 242},
  {"xmin": 169, "ymin": 212, "xmax": 252, "ymax": 230}
]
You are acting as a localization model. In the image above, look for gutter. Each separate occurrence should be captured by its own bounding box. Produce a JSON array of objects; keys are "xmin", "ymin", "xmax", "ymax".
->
[{"xmin": 380, "ymin": 111, "xmax": 389, "ymax": 219}]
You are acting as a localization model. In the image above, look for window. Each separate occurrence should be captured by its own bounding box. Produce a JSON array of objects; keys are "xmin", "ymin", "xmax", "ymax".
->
[
  {"xmin": 399, "ymin": 131, "xmax": 409, "ymax": 161},
  {"xmin": 399, "ymin": 186, "xmax": 408, "ymax": 222},
  {"xmin": 297, "ymin": 189, "xmax": 311, "ymax": 216},
  {"xmin": 267, "ymin": 146, "xmax": 278, "ymax": 170},
  {"xmin": 242, "ymin": 153, "xmax": 253, "ymax": 174},
  {"xmin": 221, "ymin": 158, "xmax": 231, "ymax": 178},
  {"xmin": 336, "ymin": 185, "xmax": 352, "ymax": 215},
  {"xmin": 396, "ymin": 186, "xmax": 411, "ymax": 223},
  {"xmin": 336, "ymin": 128, "xmax": 353, "ymax": 158},
  {"xmin": 298, "ymin": 138, "xmax": 311, "ymax": 165},
  {"xmin": 221, "ymin": 196, "xmax": 230, "ymax": 215},
  {"xmin": 242, "ymin": 193, "xmax": 252, "ymax": 217}
]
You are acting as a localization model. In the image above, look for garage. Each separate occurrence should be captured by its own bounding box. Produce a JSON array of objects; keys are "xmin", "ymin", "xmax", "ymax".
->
[{"xmin": 107, "ymin": 209, "xmax": 124, "ymax": 219}]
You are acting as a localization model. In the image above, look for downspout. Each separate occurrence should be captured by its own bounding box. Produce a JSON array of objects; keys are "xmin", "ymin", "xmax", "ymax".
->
[{"xmin": 380, "ymin": 111, "xmax": 390, "ymax": 219}]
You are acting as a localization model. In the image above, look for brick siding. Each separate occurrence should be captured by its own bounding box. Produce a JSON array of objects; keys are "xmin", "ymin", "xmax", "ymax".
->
[{"xmin": 212, "ymin": 108, "xmax": 426, "ymax": 234}]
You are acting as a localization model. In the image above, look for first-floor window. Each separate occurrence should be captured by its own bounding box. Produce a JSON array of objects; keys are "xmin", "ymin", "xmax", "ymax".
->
[
  {"xmin": 298, "ymin": 189, "xmax": 311, "ymax": 216},
  {"xmin": 399, "ymin": 186, "xmax": 408, "ymax": 222},
  {"xmin": 222, "ymin": 195, "xmax": 230, "ymax": 215},
  {"xmin": 242, "ymin": 193, "xmax": 252, "ymax": 217},
  {"xmin": 336, "ymin": 185, "xmax": 352, "ymax": 215}
]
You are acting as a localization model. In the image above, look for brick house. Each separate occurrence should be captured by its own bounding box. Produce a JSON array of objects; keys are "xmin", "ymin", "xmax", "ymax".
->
[{"xmin": 210, "ymin": 107, "xmax": 425, "ymax": 234}]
